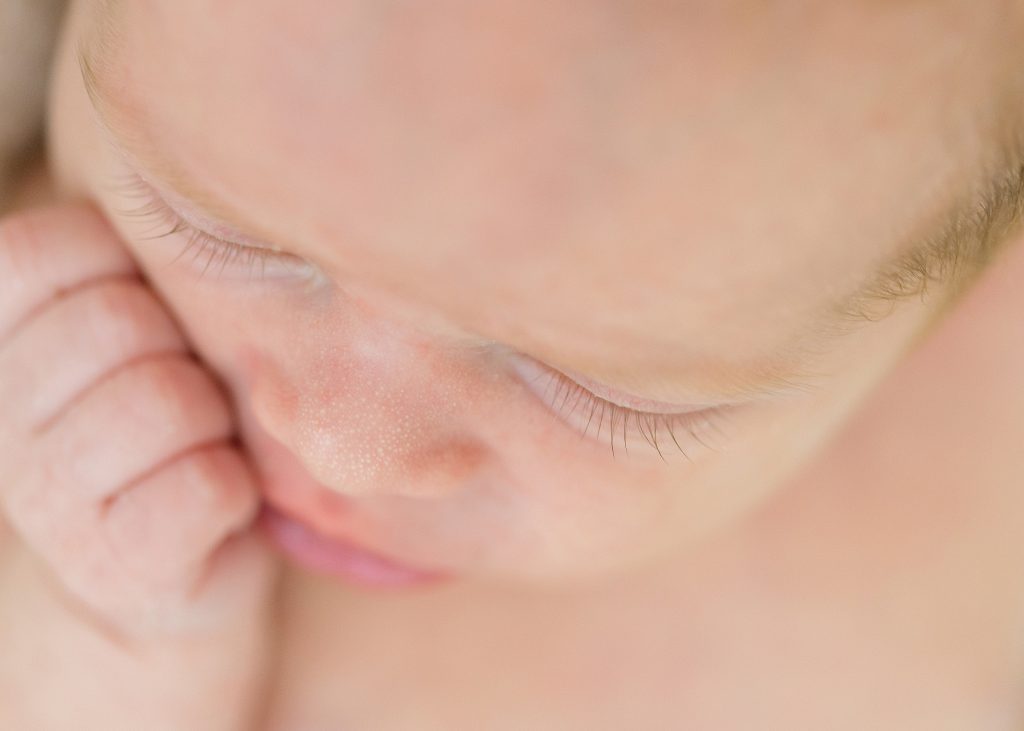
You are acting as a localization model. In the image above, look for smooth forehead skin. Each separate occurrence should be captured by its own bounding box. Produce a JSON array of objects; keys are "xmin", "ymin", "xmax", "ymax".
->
[{"xmin": 82, "ymin": 0, "xmax": 1013, "ymax": 400}]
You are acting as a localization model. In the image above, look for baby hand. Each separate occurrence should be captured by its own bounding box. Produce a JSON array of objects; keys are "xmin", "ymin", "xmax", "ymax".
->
[
  {"xmin": 0, "ymin": 202, "xmax": 276, "ymax": 637},
  {"xmin": 0, "ymin": 203, "xmax": 279, "ymax": 731}
]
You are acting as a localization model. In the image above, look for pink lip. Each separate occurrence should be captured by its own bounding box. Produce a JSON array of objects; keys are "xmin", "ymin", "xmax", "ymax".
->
[{"xmin": 259, "ymin": 504, "xmax": 453, "ymax": 590}]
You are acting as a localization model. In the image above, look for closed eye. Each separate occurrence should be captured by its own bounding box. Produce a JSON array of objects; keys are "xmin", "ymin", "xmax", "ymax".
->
[
  {"xmin": 110, "ymin": 173, "xmax": 315, "ymax": 283},
  {"xmin": 516, "ymin": 361, "xmax": 732, "ymax": 462}
]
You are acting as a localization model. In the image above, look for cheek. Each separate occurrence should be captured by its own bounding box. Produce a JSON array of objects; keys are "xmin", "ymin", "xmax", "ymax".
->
[
  {"xmin": 46, "ymin": 32, "xmax": 713, "ymax": 578},
  {"xmin": 235, "ymin": 324, "xmax": 680, "ymax": 574},
  {"xmin": 186, "ymin": 288, "xmax": 704, "ymax": 572}
]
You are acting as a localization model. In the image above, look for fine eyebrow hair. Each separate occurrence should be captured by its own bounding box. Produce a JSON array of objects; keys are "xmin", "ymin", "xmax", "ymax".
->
[
  {"xmin": 833, "ymin": 149, "xmax": 1024, "ymax": 327},
  {"xmin": 77, "ymin": 27, "xmax": 1024, "ymax": 338}
]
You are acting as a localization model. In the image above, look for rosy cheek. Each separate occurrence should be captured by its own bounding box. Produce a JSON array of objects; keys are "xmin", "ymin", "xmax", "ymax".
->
[{"xmin": 242, "ymin": 341, "xmax": 491, "ymax": 500}]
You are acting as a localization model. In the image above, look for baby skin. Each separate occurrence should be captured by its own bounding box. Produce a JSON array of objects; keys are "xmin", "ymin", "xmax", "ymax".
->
[
  {"xmin": 0, "ymin": 203, "xmax": 277, "ymax": 730},
  {"xmin": 4, "ymin": 0, "xmax": 1024, "ymax": 727}
]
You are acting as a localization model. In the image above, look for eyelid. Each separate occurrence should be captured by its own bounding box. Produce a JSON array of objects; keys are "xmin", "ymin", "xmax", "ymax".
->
[
  {"xmin": 112, "ymin": 173, "xmax": 318, "ymax": 283},
  {"xmin": 143, "ymin": 175, "xmax": 275, "ymax": 252},
  {"xmin": 507, "ymin": 353, "xmax": 718, "ymax": 415},
  {"xmin": 553, "ymin": 363, "xmax": 730, "ymax": 414},
  {"xmin": 84, "ymin": 89, "xmax": 276, "ymax": 254},
  {"xmin": 508, "ymin": 354, "xmax": 730, "ymax": 461}
]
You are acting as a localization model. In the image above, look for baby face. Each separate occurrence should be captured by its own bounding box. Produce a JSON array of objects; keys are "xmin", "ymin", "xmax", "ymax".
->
[{"xmin": 48, "ymin": 0, "xmax": 1016, "ymax": 584}]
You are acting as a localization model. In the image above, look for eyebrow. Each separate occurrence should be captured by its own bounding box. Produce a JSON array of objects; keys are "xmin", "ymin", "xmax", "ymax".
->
[{"xmin": 77, "ymin": 32, "xmax": 1007, "ymax": 404}]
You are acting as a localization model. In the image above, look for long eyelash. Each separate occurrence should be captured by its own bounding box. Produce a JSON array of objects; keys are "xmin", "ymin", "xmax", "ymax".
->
[
  {"xmin": 108, "ymin": 176, "xmax": 727, "ymax": 461},
  {"xmin": 538, "ymin": 369, "xmax": 729, "ymax": 462},
  {"xmin": 108, "ymin": 173, "xmax": 281, "ymax": 281}
]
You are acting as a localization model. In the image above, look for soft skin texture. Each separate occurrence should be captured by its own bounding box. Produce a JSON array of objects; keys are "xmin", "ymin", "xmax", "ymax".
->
[
  {"xmin": 47, "ymin": 0, "xmax": 1023, "ymax": 587},
  {"xmin": 0, "ymin": 202, "xmax": 277, "ymax": 730},
  {"xmin": 15, "ymin": 0, "xmax": 1024, "ymax": 729}
]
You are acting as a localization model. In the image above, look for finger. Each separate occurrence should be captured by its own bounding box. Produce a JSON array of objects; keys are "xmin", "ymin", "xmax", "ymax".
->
[
  {"xmin": 20, "ymin": 356, "xmax": 234, "ymax": 517},
  {"xmin": 102, "ymin": 443, "xmax": 260, "ymax": 586},
  {"xmin": 0, "ymin": 279, "xmax": 186, "ymax": 431},
  {"xmin": 0, "ymin": 203, "xmax": 137, "ymax": 344},
  {"xmin": 183, "ymin": 529, "xmax": 277, "ymax": 629}
]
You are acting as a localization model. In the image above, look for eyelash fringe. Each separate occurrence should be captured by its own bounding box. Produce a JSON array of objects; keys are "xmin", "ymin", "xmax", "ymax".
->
[
  {"xmin": 537, "ymin": 368, "xmax": 729, "ymax": 462},
  {"xmin": 110, "ymin": 173, "xmax": 728, "ymax": 461},
  {"xmin": 109, "ymin": 174, "xmax": 291, "ymax": 281}
]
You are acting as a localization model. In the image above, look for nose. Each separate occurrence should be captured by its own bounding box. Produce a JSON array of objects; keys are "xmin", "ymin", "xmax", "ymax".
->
[{"xmin": 248, "ymin": 315, "xmax": 492, "ymax": 501}]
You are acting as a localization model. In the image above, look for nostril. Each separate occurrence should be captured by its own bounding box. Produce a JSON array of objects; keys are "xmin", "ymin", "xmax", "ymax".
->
[
  {"xmin": 394, "ymin": 438, "xmax": 490, "ymax": 499},
  {"xmin": 313, "ymin": 483, "xmax": 355, "ymax": 518}
]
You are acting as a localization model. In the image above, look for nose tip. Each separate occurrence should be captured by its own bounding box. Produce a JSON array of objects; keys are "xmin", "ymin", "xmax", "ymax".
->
[
  {"xmin": 256, "ymin": 413, "xmax": 489, "ymax": 501},
  {"xmin": 284, "ymin": 426, "xmax": 488, "ymax": 501},
  {"xmin": 248, "ymin": 350, "xmax": 490, "ymax": 502}
]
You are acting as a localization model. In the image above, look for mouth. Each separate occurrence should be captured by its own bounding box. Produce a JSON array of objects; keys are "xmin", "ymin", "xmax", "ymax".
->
[
  {"xmin": 239, "ymin": 407, "xmax": 455, "ymax": 590},
  {"xmin": 258, "ymin": 502, "xmax": 454, "ymax": 590}
]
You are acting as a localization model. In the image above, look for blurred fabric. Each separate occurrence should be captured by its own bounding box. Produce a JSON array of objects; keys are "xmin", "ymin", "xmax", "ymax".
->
[{"xmin": 0, "ymin": 0, "xmax": 64, "ymax": 211}]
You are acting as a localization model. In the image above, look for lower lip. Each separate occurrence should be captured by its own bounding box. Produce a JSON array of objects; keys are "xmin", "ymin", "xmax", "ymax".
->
[{"xmin": 259, "ymin": 505, "xmax": 453, "ymax": 590}]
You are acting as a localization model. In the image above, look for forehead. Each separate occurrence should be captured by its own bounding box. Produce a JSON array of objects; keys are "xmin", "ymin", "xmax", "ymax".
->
[{"xmin": 88, "ymin": 0, "xmax": 997, "ymax": 388}]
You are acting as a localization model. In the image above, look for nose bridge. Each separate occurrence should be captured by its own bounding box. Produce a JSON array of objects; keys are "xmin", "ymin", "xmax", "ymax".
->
[{"xmin": 249, "ymin": 308, "xmax": 490, "ymax": 500}]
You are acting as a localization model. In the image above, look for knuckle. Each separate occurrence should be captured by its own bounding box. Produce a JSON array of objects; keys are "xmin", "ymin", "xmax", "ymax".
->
[
  {"xmin": 0, "ymin": 205, "xmax": 135, "ymax": 341},
  {"xmin": 4, "ymin": 480, "xmax": 52, "ymax": 540},
  {"xmin": 180, "ymin": 445, "xmax": 257, "ymax": 519},
  {"xmin": 83, "ymin": 280, "xmax": 179, "ymax": 345},
  {"xmin": 131, "ymin": 356, "xmax": 233, "ymax": 431},
  {"xmin": 87, "ymin": 279, "xmax": 156, "ymax": 321},
  {"xmin": 4, "ymin": 476, "xmax": 88, "ymax": 564},
  {"xmin": 0, "ymin": 209, "xmax": 47, "ymax": 284}
]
